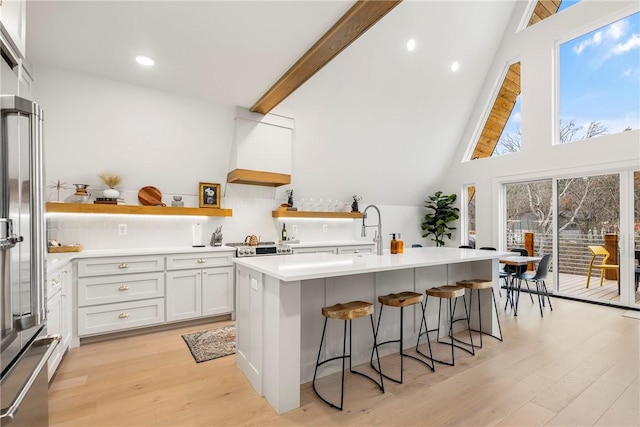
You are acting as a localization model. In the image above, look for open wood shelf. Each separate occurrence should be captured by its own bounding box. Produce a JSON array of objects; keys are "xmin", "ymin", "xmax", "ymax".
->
[
  {"xmin": 46, "ymin": 203, "xmax": 232, "ymax": 217},
  {"xmin": 271, "ymin": 210, "xmax": 363, "ymax": 219}
]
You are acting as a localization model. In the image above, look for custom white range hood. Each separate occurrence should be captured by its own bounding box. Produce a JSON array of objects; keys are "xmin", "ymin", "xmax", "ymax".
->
[{"xmin": 227, "ymin": 107, "xmax": 294, "ymax": 187}]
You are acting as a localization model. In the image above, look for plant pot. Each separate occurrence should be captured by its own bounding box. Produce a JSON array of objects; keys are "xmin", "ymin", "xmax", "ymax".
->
[
  {"xmin": 351, "ymin": 201, "xmax": 359, "ymax": 212},
  {"xmin": 103, "ymin": 188, "xmax": 120, "ymax": 198}
]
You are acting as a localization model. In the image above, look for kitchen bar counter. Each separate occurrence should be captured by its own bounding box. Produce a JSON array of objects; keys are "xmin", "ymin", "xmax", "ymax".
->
[
  {"xmin": 234, "ymin": 247, "xmax": 509, "ymax": 414},
  {"xmin": 233, "ymin": 246, "xmax": 505, "ymax": 281}
]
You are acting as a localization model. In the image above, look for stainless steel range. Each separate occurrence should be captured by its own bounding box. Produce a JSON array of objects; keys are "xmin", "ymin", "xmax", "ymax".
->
[{"xmin": 226, "ymin": 241, "xmax": 292, "ymax": 257}]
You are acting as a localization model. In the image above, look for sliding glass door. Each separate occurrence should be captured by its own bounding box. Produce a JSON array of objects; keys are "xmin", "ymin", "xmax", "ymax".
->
[
  {"xmin": 503, "ymin": 170, "xmax": 637, "ymax": 308},
  {"xmin": 556, "ymin": 173, "xmax": 620, "ymax": 304}
]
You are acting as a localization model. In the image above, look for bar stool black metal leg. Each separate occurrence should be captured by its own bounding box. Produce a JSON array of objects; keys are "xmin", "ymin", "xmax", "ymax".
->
[
  {"xmin": 372, "ymin": 304, "xmax": 434, "ymax": 383},
  {"xmin": 465, "ymin": 287, "xmax": 503, "ymax": 348},
  {"xmin": 313, "ymin": 315, "xmax": 383, "ymax": 411},
  {"xmin": 415, "ymin": 297, "xmax": 435, "ymax": 370}
]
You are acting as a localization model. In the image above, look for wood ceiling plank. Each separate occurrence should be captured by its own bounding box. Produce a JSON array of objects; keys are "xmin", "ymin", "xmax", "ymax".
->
[{"xmin": 250, "ymin": 0, "xmax": 402, "ymax": 115}]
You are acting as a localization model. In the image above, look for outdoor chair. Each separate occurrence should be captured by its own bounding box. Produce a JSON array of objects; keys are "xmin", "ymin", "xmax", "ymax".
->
[
  {"xmin": 517, "ymin": 253, "xmax": 553, "ymax": 317},
  {"xmin": 586, "ymin": 246, "xmax": 619, "ymax": 289}
]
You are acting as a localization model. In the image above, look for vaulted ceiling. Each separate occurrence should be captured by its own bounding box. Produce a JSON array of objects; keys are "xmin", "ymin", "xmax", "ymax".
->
[{"xmin": 26, "ymin": 1, "xmax": 518, "ymax": 116}]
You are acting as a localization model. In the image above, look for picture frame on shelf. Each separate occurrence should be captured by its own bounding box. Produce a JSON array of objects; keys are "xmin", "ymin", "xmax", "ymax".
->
[{"xmin": 199, "ymin": 182, "xmax": 221, "ymax": 208}]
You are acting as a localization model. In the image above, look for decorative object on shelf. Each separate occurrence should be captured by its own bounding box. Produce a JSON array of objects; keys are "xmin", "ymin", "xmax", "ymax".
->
[
  {"xmin": 199, "ymin": 182, "xmax": 221, "ymax": 208},
  {"xmin": 47, "ymin": 179, "xmax": 69, "ymax": 202},
  {"xmin": 286, "ymin": 189, "xmax": 294, "ymax": 207},
  {"xmin": 138, "ymin": 186, "xmax": 165, "ymax": 206},
  {"xmin": 47, "ymin": 240, "xmax": 82, "ymax": 253},
  {"xmin": 171, "ymin": 195, "xmax": 184, "ymax": 207},
  {"xmin": 421, "ymin": 191, "xmax": 460, "ymax": 247},
  {"xmin": 99, "ymin": 174, "xmax": 121, "ymax": 199},
  {"xmin": 210, "ymin": 226, "xmax": 223, "ymax": 246},
  {"xmin": 94, "ymin": 197, "xmax": 117, "ymax": 205},
  {"xmin": 351, "ymin": 194, "xmax": 362, "ymax": 212},
  {"xmin": 72, "ymin": 184, "xmax": 91, "ymax": 203}
]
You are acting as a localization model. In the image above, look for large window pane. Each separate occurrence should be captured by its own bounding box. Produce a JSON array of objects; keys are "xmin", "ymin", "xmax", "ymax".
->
[{"xmin": 559, "ymin": 12, "xmax": 640, "ymax": 143}]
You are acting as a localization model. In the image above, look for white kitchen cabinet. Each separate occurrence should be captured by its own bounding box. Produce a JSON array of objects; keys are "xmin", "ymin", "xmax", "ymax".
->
[
  {"xmin": 77, "ymin": 255, "xmax": 166, "ymax": 337},
  {"xmin": 59, "ymin": 264, "xmax": 72, "ymax": 358},
  {"xmin": 0, "ymin": 0, "xmax": 26, "ymax": 60},
  {"xmin": 46, "ymin": 284, "xmax": 61, "ymax": 381},
  {"xmin": 202, "ymin": 266, "xmax": 234, "ymax": 316},
  {"xmin": 47, "ymin": 263, "xmax": 71, "ymax": 381},
  {"xmin": 166, "ymin": 252, "xmax": 234, "ymax": 322}
]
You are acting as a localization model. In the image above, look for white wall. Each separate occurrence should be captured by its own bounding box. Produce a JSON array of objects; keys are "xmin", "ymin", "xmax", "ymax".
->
[
  {"xmin": 442, "ymin": 0, "xmax": 640, "ymax": 249},
  {"xmin": 35, "ymin": 67, "xmax": 427, "ymax": 249}
]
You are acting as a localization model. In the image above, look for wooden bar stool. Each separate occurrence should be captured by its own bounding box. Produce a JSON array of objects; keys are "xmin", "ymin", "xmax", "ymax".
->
[
  {"xmin": 456, "ymin": 279, "xmax": 503, "ymax": 348},
  {"xmin": 370, "ymin": 292, "xmax": 434, "ymax": 384},
  {"xmin": 416, "ymin": 285, "xmax": 474, "ymax": 366},
  {"xmin": 312, "ymin": 300, "xmax": 384, "ymax": 411}
]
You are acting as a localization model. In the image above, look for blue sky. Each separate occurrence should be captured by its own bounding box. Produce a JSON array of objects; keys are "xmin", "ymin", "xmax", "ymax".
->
[{"xmin": 500, "ymin": 1, "xmax": 639, "ymax": 148}]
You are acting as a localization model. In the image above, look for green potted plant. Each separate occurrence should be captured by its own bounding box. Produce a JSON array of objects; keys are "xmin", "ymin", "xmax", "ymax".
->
[{"xmin": 421, "ymin": 191, "xmax": 460, "ymax": 247}]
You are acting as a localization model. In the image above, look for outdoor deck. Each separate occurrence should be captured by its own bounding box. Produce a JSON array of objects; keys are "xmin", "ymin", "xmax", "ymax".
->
[{"xmin": 524, "ymin": 271, "xmax": 640, "ymax": 305}]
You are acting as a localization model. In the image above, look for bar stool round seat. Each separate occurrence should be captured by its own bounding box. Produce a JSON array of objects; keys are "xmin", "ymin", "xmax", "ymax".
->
[
  {"xmin": 378, "ymin": 291, "xmax": 423, "ymax": 307},
  {"xmin": 322, "ymin": 301, "xmax": 373, "ymax": 320},
  {"xmin": 426, "ymin": 285, "xmax": 466, "ymax": 299},
  {"xmin": 313, "ymin": 300, "xmax": 384, "ymax": 411},
  {"xmin": 371, "ymin": 292, "xmax": 434, "ymax": 383},
  {"xmin": 417, "ymin": 285, "xmax": 474, "ymax": 366},
  {"xmin": 456, "ymin": 279, "xmax": 503, "ymax": 347}
]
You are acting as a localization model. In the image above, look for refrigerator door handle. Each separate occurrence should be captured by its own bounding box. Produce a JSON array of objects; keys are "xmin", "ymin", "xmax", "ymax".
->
[
  {"xmin": 0, "ymin": 335, "xmax": 60, "ymax": 424},
  {"xmin": 0, "ymin": 219, "xmax": 22, "ymax": 250}
]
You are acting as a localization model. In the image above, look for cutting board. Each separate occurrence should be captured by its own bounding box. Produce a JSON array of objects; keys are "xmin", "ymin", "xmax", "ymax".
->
[{"xmin": 138, "ymin": 186, "xmax": 165, "ymax": 206}]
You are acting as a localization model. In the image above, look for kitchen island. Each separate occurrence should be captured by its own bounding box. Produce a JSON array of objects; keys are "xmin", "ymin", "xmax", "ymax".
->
[{"xmin": 233, "ymin": 247, "xmax": 508, "ymax": 414}]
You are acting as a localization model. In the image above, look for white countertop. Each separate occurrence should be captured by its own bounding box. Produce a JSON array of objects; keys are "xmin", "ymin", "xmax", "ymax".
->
[
  {"xmin": 233, "ymin": 247, "xmax": 512, "ymax": 282},
  {"xmin": 46, "ymin": 245, "xmax": 235, "ymax": 275}
]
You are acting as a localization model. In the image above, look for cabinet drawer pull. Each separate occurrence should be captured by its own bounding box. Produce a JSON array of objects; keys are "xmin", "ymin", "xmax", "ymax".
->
[
  {"xmin": 197, "ymin": 258, "xmax": 205, "ymax": 263},
  {"xmin": 118, "ymin": 312, "xmax": 129, "ymax": 319},
  {"xmin": 118, "ymin": 263, "xmax": 129, "ymax": 269},
  {"xmin": 118, "ymin": 285, "xmax": 129, "ymax": 291},
  {"xmin": 203, "ymin": 272, "xmax": 207, "ymax": 275}
]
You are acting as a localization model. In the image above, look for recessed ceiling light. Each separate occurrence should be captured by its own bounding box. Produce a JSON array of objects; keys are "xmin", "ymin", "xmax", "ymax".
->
[
  {"xmin": 451, "ymin": 61, "xmax": 460, "ymax": 72},
  {"xmin": 406, "ymin": 39, "xmax": 416, "ymax": 51},
  {"xmin": 135, "ymin": 55, "xmax": 155, "ymax": 66}
]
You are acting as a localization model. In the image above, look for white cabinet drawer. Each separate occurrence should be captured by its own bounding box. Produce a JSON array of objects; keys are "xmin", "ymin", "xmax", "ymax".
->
[
  {"xmin": 166, "ymin": 252, "xmax": 233, "ymax": 270},
  {"xmin": 337, "ymin": 245, "xmax": 374, "ymax": 254},
  {"xmin": 292, "ymin": 247, "xmax": 337, "ymax": 254},
  {"xmin": 78, "ymin": 272, "xmax": 165, "ymax": 307},
  {"xmin": 78, "ymin": 298, "xmax": 165, "ymax": 336},
  {"xmin": 77, "ymin": 255, "xmax": 164, "ymax": 277}
]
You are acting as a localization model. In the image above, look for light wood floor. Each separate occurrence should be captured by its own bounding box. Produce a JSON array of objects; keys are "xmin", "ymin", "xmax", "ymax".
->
[{"xmin": 49, "ymin": 298, "xmax": 640, "ymax": 426}]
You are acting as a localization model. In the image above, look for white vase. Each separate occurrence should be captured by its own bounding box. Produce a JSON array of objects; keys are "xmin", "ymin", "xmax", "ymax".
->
[{"xmin": 103, "ymin": 188, "xmax": 120, "ymax": 198}]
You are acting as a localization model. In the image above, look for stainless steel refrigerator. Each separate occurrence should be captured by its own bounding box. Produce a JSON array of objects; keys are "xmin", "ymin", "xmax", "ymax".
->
[{"xmin": 1, "ymin": 95, "xmax": 59, "ymax": 426}]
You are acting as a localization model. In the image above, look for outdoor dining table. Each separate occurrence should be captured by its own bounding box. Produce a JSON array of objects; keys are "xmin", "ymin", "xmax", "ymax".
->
[{"xmin": 499, "ymin": 255, "xmax": 542, "ymax": 316}]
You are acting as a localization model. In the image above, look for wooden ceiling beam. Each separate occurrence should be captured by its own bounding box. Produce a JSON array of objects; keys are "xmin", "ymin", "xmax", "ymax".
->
[{"xmin": 250, "ymin": 0, "xmax": 402, "ymax": 115}]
